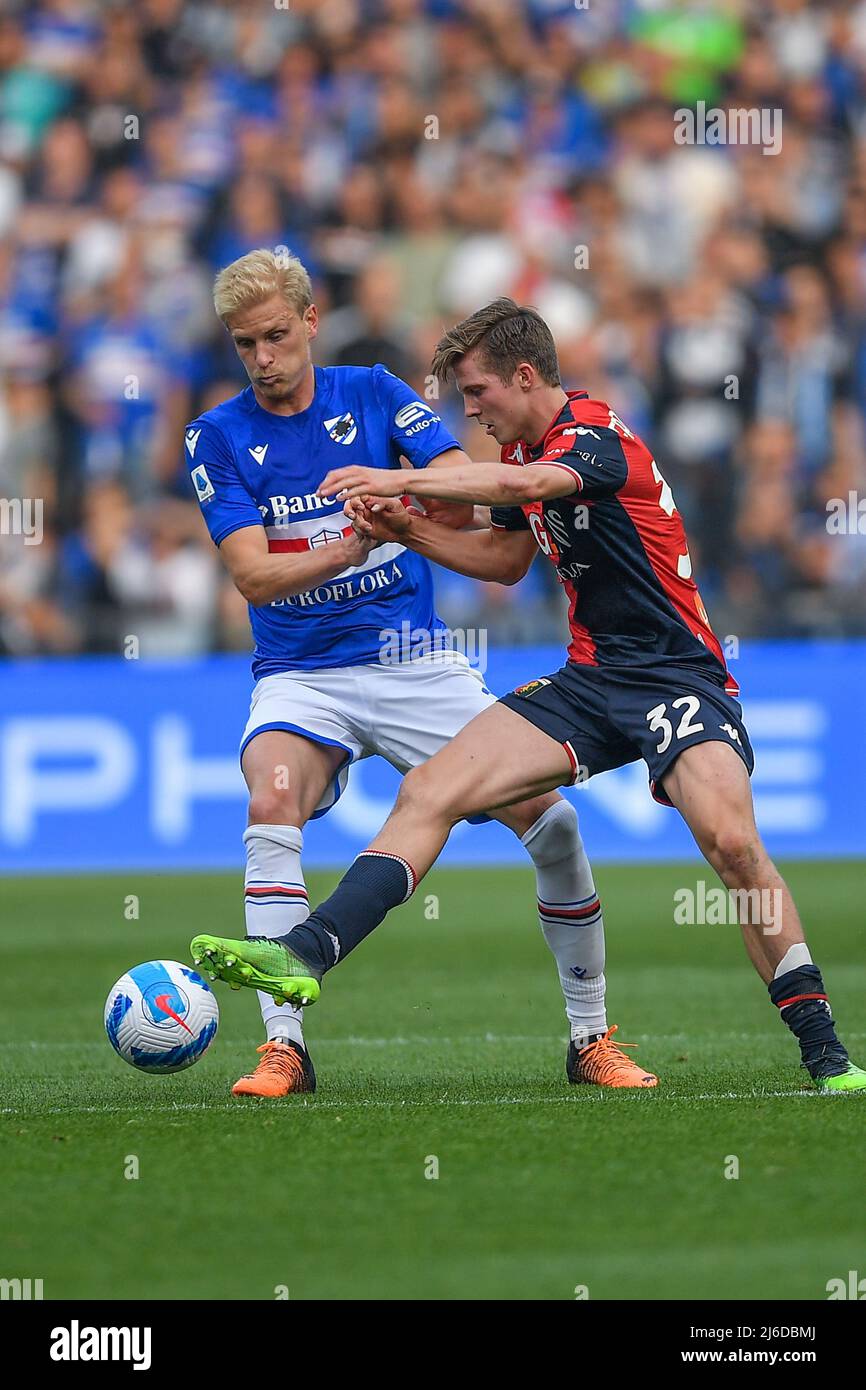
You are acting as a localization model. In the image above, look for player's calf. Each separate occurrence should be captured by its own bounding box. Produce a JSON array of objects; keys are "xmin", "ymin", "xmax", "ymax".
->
[{"xmin": 663, "ymin": 743, "xmax": 866, "ymax": 1092}]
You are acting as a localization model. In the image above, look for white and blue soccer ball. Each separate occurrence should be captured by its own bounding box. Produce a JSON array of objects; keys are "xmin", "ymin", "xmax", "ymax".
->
[{"xmin": 104, "ymin": 960, "xmax": 219, "ymax": 1074}]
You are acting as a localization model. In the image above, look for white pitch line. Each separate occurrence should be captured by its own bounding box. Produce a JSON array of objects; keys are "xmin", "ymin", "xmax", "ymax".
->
[
  {"xmin": 4, "ymin": 1031, "xmax": 862, "ymax": 1050},
  {"xmin": 2, "ymin": 1096, "xmax": 596, "ymax": 1115},
  {"xmin": 1, "ymin": 1090, "xmax": 824, "ymax": 1116},
  {"xmin": 0, "ymin": 1034, "xmax": 562, "ymax": 1050},
  {"xmin": 693, "ymin": 1091, "xmax": 822, "ymax": 1101}
]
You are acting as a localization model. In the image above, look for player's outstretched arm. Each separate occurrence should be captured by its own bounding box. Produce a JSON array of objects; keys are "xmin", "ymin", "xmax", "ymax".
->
[
  {"xmin": 423, "ymin": 447, "xmax": 476, "ymax": 531},
  {"xmin": 350, "ymin": 498, "xmax": 536, "ymax": 585},
  {"xmin": 219, "ymin": 524, "xmax": 373, "ymax": 606},
  {"xmin": 320, "ymin": 459, "xmax": 579, "ymax": 507}
]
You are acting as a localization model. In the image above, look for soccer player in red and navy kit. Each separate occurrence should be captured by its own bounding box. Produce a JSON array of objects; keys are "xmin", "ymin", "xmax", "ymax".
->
[
  {"xmin": 192, "ymin": 298, "xmax": 865, "ymax": 1092},
  {"xmin": 187, "ymin": 259, "xmax": 657, "ymax": 1097}
]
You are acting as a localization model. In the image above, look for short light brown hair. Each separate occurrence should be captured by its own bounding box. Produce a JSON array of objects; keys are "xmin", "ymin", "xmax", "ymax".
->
[
  {"xmin": 213, "ymin": 247, "xmax": 313, "ymax": 324},
  {"xmin": 432, "ymin": 298, "xmax": 561, "ymax": 386}
]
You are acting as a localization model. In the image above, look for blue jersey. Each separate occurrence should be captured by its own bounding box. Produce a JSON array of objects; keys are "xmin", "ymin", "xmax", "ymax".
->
[{"xmin": 185, "ymin": 364, "xmax": 459, "ymax": 675}]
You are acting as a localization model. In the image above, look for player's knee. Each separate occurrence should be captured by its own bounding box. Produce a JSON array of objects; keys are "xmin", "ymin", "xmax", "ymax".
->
[
  {"xmin": 396, "ymin": 764, "xmax": 458, "ymax": 825},
  {"xmin": 395, "ymin": 765, "xmax": 434, "ymax": 814},
  {"xmin": 707, "ymin": 820, "xmax": 762, "ymax": 882},
  {"xmin": 247, "ymin": 787, "xmax": 302, "ymax": 827},
  {"xmin": 521, "ymin": 797, "xmax": 580, "ymax": 863}
]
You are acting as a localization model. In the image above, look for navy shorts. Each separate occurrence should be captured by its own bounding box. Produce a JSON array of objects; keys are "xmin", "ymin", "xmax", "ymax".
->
[{"xmin": 498, "ymin": 661, "xmax": 754, "ymax": 806}]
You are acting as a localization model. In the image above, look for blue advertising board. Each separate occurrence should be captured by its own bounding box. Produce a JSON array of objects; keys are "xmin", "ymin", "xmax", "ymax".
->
[{"xmin": 0, "ymin": 643, "xmax": 863, "ymax": 873}]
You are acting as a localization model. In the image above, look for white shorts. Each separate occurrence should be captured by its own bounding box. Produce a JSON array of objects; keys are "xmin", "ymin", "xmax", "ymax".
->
[{"xmin": 240, "ymin": 653, "xmax": 496, "ymax": 817}]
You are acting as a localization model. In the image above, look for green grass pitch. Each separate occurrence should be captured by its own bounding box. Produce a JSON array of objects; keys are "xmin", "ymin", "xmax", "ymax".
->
[{"xmin": 1, "ymin": 860, "xmax": 864, "ymax": 1301}]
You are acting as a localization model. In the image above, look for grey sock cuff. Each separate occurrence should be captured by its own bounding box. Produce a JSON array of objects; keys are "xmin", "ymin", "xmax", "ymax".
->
[{"xmin": 521, "ymin": 798, "xmax": 581, "ymax": 865}]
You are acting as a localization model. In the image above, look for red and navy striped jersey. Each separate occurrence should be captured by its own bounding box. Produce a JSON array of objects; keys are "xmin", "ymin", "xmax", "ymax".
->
[{"xmin": 490, "ymin": 391, "xmax": 737, "ymax": 693}]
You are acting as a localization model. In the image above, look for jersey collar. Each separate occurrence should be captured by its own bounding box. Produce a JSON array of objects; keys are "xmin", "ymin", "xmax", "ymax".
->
[
  {"xmin": 526, "ymin": 389, "xmax": 589, "ymax": 460},
  {"xmin": 242, "ymin": 364, "xmax": 326, "ymax": 420}
]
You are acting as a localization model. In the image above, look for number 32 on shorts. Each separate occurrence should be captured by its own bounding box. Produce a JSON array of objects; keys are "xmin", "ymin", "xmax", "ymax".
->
[{"xmin": 646, "ymin": 697, "xmax": 704, "ymax": 754}]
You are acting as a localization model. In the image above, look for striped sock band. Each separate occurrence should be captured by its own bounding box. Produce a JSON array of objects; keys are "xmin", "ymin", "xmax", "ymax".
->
[{"xmin": 243, "ymin": 824, "xmax": 309, "ymax": 1047}]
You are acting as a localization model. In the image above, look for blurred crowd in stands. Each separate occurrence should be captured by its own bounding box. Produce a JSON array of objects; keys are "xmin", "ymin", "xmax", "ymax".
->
[{"xmin": 2, "ymin": 0, "xmax": 866, "ymax": 660}]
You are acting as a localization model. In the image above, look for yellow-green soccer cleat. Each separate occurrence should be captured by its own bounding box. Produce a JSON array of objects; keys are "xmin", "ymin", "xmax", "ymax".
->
[
  {"xmin": 813, "ymin": 1062, "xmax": 866, "ymax": 1093},
  {"xmin": 190, "ymin": 935, "xmax": 322, "ymax": 1007}
]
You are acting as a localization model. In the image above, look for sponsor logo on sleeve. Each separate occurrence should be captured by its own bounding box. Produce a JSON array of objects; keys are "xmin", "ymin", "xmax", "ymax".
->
[
  {"xmin": 185, "ymin": 427, "xmax": 201, "ymax": 457},
  {"xmin": 395, "ymin": 401, "xmax": 441, "ymax": 435},
  {"xmin": 191, "ymin": 464, "xmax": 215, "ymax": 502}
]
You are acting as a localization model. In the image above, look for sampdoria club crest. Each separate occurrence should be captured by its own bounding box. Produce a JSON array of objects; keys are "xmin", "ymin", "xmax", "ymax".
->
[{"xmin": 324, "ymin": 412, "xmax": 358, "ymax": 446}]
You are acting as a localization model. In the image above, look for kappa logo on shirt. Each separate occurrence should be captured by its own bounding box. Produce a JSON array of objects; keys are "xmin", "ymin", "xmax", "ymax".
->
[
  {"xmin": 563, "ymin": 426, "xmax": 601, "ymax": 441},
  {"xmin": 324, "ymin": 412, "xmax": 358, "ymax": 446}
]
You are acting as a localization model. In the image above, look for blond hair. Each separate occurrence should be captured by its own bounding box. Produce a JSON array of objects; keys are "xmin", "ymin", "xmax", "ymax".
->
[{"xmin": 213, "ymin": 247, "xmax": 313, "ymax": 323}]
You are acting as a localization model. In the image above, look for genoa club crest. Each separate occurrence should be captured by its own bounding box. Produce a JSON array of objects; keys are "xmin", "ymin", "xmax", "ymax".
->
[{"xmin": 512, "ymin": 678, "xmax": 551, "ymax": 698}]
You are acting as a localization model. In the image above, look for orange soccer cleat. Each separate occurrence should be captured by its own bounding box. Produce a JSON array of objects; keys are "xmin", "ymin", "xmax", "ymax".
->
[
  {"xmin": 566, "ymin": 1025, "xmax": 658, "ymax": 1088},
  {"xmin": 231, "ymin": 1040, "xmax": 316, "ymax": 1097}
]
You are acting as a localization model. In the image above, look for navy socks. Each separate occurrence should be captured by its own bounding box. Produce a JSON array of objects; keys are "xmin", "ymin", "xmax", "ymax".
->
[
  {"xmin": 769, "ymin": 965, "xmax": 847, "ymax": 1077},
  {"xmin": 279, "ymin": 852, "xmax": 416, "ymax": 971}
]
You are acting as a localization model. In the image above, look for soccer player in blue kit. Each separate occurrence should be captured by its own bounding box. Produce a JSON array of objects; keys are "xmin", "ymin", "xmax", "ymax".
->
[
  {"xmin": 194, "ymin": 295, "xmax": 866, "ymax": 1094},
  {"xmin": 185, "ymin": 250, "xmax": 657, "ymax": 1096}
]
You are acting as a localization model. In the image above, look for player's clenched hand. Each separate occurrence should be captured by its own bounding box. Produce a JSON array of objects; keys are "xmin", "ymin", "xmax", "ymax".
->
[
  {"xmin": 342, "ymin": 523, "xmax": 376, "ymax": 567},
  {"xmin": 343, "ymin": 498, "xmax": 374, "ymax": 537},
  {"xmin": 418, "ymin": 498, "xmax": 475, "ymax": 530},
  {"xmin": 319, "ymin": 466, "xmax": 411, "ymax": 501},
  {"xmin": 359, "ymin": 496, "xmax": 415, "ymax": 540}
]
